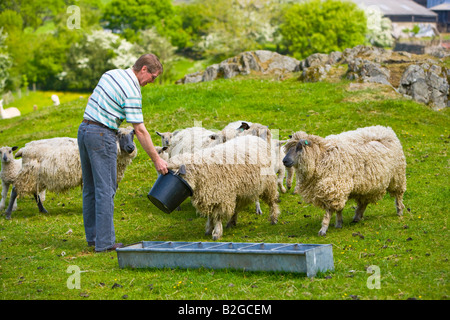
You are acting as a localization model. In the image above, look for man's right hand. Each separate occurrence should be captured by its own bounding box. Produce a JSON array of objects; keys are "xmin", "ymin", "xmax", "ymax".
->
[{"xmin": 154, "ymin": 157, "xmax": 169, "ymax": 175}]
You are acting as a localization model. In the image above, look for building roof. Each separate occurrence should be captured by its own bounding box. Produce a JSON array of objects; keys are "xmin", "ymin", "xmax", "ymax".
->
[
  {"xmin": 430, "ymin": 3, "xmax": 450, "ymax": 11},
  {"xmin": 351, "ymin": 0, "xmax": 437, "ymax": 17}
]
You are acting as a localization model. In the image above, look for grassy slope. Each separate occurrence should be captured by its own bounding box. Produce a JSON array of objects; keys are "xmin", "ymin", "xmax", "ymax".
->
[{"xmin": 0, "ymin": 77, "xmax": 448, "ymax": 300}]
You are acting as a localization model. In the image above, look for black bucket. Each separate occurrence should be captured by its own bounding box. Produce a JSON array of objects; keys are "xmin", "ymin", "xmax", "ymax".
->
[{"xmin": 147, "ymin": 170, "xmax": 193, "ymax": 214}]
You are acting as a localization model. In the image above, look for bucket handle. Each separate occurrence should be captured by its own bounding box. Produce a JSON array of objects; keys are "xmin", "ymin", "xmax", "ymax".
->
[{"xmin": 173, "ymin": 164, "xmax": 186, "ymax": 176}]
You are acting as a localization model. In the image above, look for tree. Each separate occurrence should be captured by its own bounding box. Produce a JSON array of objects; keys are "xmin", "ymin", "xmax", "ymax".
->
[
  {"xmin": 364, "ymin": 5, "xmax": 393, "ymax": 48},
  {"xmin": 0, "ymin": 28, "xmax": 13, "ymax": 93},
  {"xmin": 179, "ymin": 0, "xmax": 282, "ymax": 60},
  {"xmin": 279, "ymin": 0, "xmax": 367, "ymax": 59},
  {"xmin": 102, "ymin": 0, "xmax": 189, "ymax": 49}
]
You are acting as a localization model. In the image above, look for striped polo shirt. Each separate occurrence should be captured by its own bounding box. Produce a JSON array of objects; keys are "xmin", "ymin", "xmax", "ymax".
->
[{"xmin": 83, "ymin": 68, "xmax": 143, "ymax": 130}]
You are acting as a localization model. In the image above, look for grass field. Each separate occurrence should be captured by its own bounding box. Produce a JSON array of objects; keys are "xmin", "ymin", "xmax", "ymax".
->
[{"xmin": 0, "ymin": 76, "xmax": 448, "ymax": 301}]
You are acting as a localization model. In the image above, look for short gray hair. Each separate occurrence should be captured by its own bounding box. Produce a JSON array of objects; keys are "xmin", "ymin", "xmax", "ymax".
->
[{"xmin": 132, "ymin": 54, "xmax": 163, "ymax": 74}]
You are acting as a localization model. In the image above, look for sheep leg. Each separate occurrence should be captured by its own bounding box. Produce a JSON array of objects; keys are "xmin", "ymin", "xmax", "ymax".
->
[
  {"xmin": 261, "ymin": 186, "xmax": 280, "ymax": 225},
  {"xmin": 335, "ymin": 210, "xmax": 343, "ymax": 229},
  {"xmin": 352, "ymin": 202, "xmax": 368, "ymax": 223},
  {"xmin": 0, "ymin": 181, "xmax": 8, "ymax": 210},
  {"xmin": 212, "ymin": 217, "xmax": 223, "ymax": 241},
  {"xmin": 255, "ymin": 200, "xmax": 263, "ymax": 215},
  {"xmin": 395, "ymin": 193, "xmax": 405, "ymax": 217},
  {"xmin": 4, "ymin": 186, "xmax": 17, "ymax": 220},
  {"xmin": 318, "ymin": 209, "xmax": 333, "ymax": 236},
  {"xmin": 285, "ymin": 167, "xmax": 294, "ymax": 190},
  {"xmin": 205, "ymin": 217, "xmax": 213, "ymax": 236},
  {"xmin": 292, "ymin": 175, "xmax": 300, "ymax": 195},
  {"xmin": 277, "ymin": 169, "xmax": 286, "ymax": 194},
  {"xmin": 226, "ymin": 211, "xmax": 238, "ymax": 228},
  {"xmin": 34, "ymin": 193, "xmax": 48, "ymax": 214}
]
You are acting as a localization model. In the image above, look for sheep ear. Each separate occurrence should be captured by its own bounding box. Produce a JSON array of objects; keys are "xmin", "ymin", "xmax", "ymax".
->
[
  {"xmin": 162, "ymin": 146, "xmax": 168, "ymax": 151},
  {"xmin": 156, "ymin": 131, "xmax": 162, "ymax": 137},
  {"xmin": 12, "ymin": 146, "xmax": 18, "ymax": 151},
  {"xmin": 238, "ymin": 122, "xmax": 250, "ymax": 131},
  {"xmin": 178, "ymin": 164, "xmax": 186, "ymax": 175},
  {"xmin": 288, "ymin": 135, "xmax": 292, "ymax": 139}
]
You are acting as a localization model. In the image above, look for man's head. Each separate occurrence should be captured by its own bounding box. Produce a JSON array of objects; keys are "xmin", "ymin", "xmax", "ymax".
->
[{"xmin": 132, "ymin": 54, "xmax": 163, "ymax": 87}]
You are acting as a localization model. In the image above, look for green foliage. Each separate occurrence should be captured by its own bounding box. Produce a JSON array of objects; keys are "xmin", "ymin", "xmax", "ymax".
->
[
  {"xmin": 178, "ymin": 0, "xmax": 282, "ymax": 60},
  {"xmin": 0, "ymin": 28, "xmax": 13, "ymax": 92},
  {"xmin": 102, "ymin": 0, "xmax": 190, "ymax": 49},
  {"xmin": 280, "ymin": 0, "xmax": 367, "ymax": 59}
]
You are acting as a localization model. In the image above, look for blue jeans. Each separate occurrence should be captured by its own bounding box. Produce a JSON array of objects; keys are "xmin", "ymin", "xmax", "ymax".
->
[{"xmin": 77, "ymin": 122, "xmax": 118, "ymax": 251}]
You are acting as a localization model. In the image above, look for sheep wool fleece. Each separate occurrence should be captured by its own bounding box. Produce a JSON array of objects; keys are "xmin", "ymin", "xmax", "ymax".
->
[{"xmin": 78, "ymin": 122, "xmax": 118, "ymax": 252}]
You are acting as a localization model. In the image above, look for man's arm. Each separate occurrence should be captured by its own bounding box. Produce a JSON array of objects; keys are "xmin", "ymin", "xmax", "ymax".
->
[{"xmin": 132, "ymin": 122, "xmax": 168, "ymax": 175}]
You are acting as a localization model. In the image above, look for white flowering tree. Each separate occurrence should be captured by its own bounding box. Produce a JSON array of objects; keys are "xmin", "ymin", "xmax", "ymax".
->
[
  {"xmin": 188, "ymin": 0, "xmax": 281, "ymax": 60},
  {"xmin": 0, "ymin": 28, "xmax": 12, "ymax": 93},
  {"xmin": 60, "ymin": 29, "xmax": 139, "ymax": 90},
  {"xmin": 364, "ymin": 5, "xmax": 394, "ymax": 48}
]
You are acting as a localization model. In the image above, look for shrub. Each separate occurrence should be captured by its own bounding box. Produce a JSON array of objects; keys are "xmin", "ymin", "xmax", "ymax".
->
[{"xmin": 279, "ymin": 0, "xmax": 367, "ymax": 59}]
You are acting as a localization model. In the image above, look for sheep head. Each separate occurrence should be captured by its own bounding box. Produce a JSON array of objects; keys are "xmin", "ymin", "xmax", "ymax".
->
[
  {"xmin": 283, "ymin": 131, "xmax": 316, "ymax": 168},
  {"xmin": 156, "ymin": 131, "xmax": 173, "ymax": 147},
  {"xmin": 117, "ymin": 127, "xmax": 136, "ymax": 156},
  {"xmin": 0, "ymin": 146, "xmax": 18, "ymax": 163}
]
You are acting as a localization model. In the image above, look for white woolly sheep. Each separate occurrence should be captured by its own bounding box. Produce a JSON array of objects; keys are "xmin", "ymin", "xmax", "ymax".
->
[
  {"xmin": 208, "ymin": 122, "xmax": 269, "ymax": 146},
  {"xmin": 5, "ymin": 127, "xmax": 137, "ymax": 219},
  {"xmin": 166, "ymin": 126, "xmax": 217, "ymax": 158},
  {"xmin": 51, "ymin": 94, "xmax": 60, "ymax": 106},
  {"xmin": 0, "ymin": 146, "xmax": 22, "ymax": 212},
  {"xmin": 283, "ymin": 125, "xmax": 406, "ymax": 236},
  {"xmin": 0, "ymin": 99, "xmax": 21, "ymax": 119},
  {"xmin": 168, "ymin": 135, "xmax": 280, "ymax": 240}
]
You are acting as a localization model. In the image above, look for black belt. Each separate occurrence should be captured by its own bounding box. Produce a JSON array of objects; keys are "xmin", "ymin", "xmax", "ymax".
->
[{"xmin": 82, "ymin": 119, "xmax": 116, "ymax": 132}]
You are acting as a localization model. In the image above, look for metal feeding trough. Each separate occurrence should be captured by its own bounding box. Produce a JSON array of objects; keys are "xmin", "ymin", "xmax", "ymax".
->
[{"xmin": 116, "ymin": 241, "xmax": 334, "ymax": 277}]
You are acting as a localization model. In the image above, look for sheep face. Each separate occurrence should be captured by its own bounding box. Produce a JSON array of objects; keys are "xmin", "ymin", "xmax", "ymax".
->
[
  {"xmin": 118, "ymin": 129, "xmax": 136, "ymax": 154},
  {"xmin": 0, "ymin": 146, "xmax": 18, "ymax": 164},
  {"xmin": 156, "ymin": 131, "xmax": 173, "ymax": 147},
  {"xmin": 283, "ymin": 139, "xmax": 310, "ymax": 168}
]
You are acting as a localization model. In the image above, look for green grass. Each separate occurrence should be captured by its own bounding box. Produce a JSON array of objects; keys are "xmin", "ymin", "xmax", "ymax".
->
[{"xmin": 0, "ymin": 77, "xmax": 449, "ymax": 300}]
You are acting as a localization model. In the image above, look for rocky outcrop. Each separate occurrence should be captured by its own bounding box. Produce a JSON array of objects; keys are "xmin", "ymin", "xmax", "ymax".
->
[
  {"xmin": 176, "ymin": 50, "xmax": 301, "ymax": 84},
  {"xmin": 297, "ymin": 45, "xmax": 449, "ymax": 109},
  {"xmin": 346, "ymin": 58, "xmax": 391, "ymax": 86},
  {"xmin": 398, "ymin": 64, "xmax": 449, "ymax": 110},
  {"xmin": 177, "ymin": 45, "xmax": 449, "ymax": 109}
]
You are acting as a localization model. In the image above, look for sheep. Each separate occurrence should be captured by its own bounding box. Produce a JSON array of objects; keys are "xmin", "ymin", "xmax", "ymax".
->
[
  {"xmin": 4, "ymin": 127, "xmax": 137, "ymax": 219},
  {"xmin": 168, "ymin": 135, "xmax": 280, "ymax": 240},
  {"xmin": 282, "ymin": 125, "xmax": 407, "ymax": 236},
  {"xmin": 155, "ymin": 131, "xmax": 173, "ymax": 147},
  {"xmin": 0, "ymin": 99, "xmax": 21, "ymax": 119},
  {"xmin": 0, "ymin": 146, "xmax": 22, "ymax": 212},
  {"xmin": 51, "ymin": 94, "xmax": 60, "ymax": 106},
  {"xmin": 208, "ymin": 122, "xmax": 268, "ymax": 146},
  {"xmin": 223, "ymin": 120, "xmax": 253, "ymax": 131},
  {"xmin": 155, "ymin": 146, "xmax": 169, "ymax": 162},
  {"xmin": 166, "ymin": 126, "xmax": 217, "ymax": 158}
]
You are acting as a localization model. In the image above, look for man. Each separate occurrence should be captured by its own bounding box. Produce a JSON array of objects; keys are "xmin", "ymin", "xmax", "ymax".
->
[{"xmin": 77, "ymin": 54, "xmax": 168, "ymax": 252}]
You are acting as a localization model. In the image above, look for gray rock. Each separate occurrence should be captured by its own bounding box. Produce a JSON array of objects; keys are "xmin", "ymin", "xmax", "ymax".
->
[
  {"xmin": 398, "ymin": 64, "xmax": 449, "ymax": 109},
  {"xmin": 347, "ymin": 58, "xmax": 391, "ymax": 85},
  {"xmin": 177, "ymin": 50, "xmax": 301, "ymax": 84}
]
